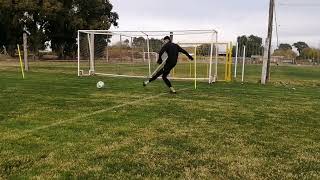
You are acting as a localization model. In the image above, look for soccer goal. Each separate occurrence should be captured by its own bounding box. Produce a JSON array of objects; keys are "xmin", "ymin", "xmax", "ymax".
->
[{"xmin": 78, "ymin": 30, "xmax": 223, "ymax": 83}]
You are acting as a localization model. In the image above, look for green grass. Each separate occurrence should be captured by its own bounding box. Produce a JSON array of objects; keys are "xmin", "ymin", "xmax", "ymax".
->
[{"xmin": 0, "ymin": 60, "xmax": 320, "ymax": 179}]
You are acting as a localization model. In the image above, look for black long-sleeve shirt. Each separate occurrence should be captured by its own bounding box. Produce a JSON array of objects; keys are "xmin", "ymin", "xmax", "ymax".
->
[{"xmin": 157, "ymin": 42, "xmax": 193, "ymax": 65}]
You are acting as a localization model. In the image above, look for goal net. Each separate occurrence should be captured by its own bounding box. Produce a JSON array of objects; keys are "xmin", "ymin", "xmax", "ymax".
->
[{"xmin": 78, "ymin": 30, "xmax": 224, "ymax": 83}]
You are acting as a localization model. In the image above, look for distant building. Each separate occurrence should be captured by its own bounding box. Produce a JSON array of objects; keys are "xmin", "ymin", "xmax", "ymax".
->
[{"xmin": 251, "ymin": 55, "xmax": 294, "ymax": 64}]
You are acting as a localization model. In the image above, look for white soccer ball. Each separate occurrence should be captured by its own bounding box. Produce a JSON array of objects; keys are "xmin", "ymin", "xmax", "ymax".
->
[{"xmin": 96, "ymin": 81, "xmax": 105, "ymax": 89}]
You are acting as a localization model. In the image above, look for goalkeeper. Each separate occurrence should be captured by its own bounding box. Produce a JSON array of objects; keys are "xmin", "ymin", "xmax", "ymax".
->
[{"xmin": 143, "ymin": 36, "xmax": 194, "ymax": 93}]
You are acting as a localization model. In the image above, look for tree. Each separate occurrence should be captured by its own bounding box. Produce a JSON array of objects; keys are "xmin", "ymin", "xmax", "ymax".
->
[
  {"xmin": 236, "ymin": 35, "xmax": 264, "ymax": 57},
  {"xmin": 272, "ymin": 43, "xmax": 296, "ymax": 61},
  {"xmin": 24, "ymin": 4, "xmax": 49, "ymax": 57},
  {"xmin": 197, "ymin": 44, "xmax": 211, "ymax": 56},
  {"xmin": 132, "ymin": 37, "xmax": 146, "ymax": 49},
  {"xmin": 132, "ymin": 37, "xmax": 163, "ymax": 53},
  {"xmin": 94, "ymin": 34, "xmax": 111, "ymax": 58},
  {"xmin": 300, "ymin": 48, "xmax": 320, "ymax": 62},
  {"xmin": 237, "ymin": 35, "xmax": 248, "ymax": 49},
  {"xmin": 293, "ymin": 42, "xmax": 309, "ymax": 54},
  {"xmin": 279, "ymin": 43, "xmax": 292, "ymax": 50},
  {"xmin": 273, "ymin": 49, "xmax": 297, "ymax": 59},
  {"xmin": 0, "ymin": 1, "xmax": 26, "ymax": 55},
  {"xmin": 0, "ymin": 0, "xmax": 51, "ymax": 56},
  {"xmin": 0, "ymin": 0, "xmax": 118, "ymax": 59},
  {"xmin": 44, "ymin": 0, "xmax": 118, "ymax": 59},
  {"xmin": 149, "ymin": 38, "xmax": 163, "ymax": 52},
  {"xmin": 124, "ymin": 39, "xmax": 130, "ymax": 46}
]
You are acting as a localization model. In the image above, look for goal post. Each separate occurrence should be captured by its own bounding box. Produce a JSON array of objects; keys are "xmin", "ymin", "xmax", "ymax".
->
[{"xmin": 77, "ymin": 30, "xmax": 223, "ymax": 82}]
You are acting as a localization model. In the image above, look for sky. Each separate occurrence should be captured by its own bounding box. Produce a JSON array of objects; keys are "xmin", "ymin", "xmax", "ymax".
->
[{"xmin": 109, "ymin": 0, "xmax": 320, "ymax": 48}]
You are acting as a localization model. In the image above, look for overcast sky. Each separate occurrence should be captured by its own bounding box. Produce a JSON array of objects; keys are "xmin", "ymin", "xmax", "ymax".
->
[{"xmin": 109, "ymin": 0, "xmax": 320, "ymax": 48}]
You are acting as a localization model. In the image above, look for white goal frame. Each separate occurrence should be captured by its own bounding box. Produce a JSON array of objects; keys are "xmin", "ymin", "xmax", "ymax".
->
[{"xmin": 77, "ymin": 29, "xmax": 219, "ymax": 83}]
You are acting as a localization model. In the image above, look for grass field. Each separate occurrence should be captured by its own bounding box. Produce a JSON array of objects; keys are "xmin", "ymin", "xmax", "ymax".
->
[{"xmin": 0, "ymin": 60, "xmax": 320, "ymax": 179}]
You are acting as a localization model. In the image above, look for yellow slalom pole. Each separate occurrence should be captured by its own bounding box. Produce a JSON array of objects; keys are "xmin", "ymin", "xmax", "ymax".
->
[
  {"xmin": 194, "ymin": 46, "xmax": 197, "ymax": 90},
  {"xmin": 225, "ymin": 42, "xmax": 233, "ymax": 82},
  {"xmin": 172, "ymin": 68, "xmax": 175, "ymax": 78},
  {"xmin": 225, "ymin": 47, "xmax": 228, "ymax": 81},
  {"xmin": 228, "ymin": 42, "xmax": 233, "ymax": 81},
  {"xmin": 17, "ymin": 44, "xmax": 25, "ymax": 79}
]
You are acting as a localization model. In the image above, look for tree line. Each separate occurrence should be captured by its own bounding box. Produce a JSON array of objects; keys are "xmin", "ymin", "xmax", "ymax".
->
[
  {"xmin": 0, "ymin": 0, "xmax": 118, "ymax": 59},
  {"xmin": 119, "ymin": 35, "xmax": 318, "ymax": 61},
  {"xmin": 274, "ymin": 42, "xmax": 320, "ymax": 62},
  {"xmin": 234, "ymin": 35, "xmax": 319, "ymax": 62}
]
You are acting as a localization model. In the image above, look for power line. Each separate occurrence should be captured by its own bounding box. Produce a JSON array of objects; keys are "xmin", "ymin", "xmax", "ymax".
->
[{"xmin": 279, "ymin": 3, "xmax": 320, "ymax": 7}]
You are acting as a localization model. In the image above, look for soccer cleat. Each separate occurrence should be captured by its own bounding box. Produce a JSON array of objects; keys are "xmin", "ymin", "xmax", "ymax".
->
[
  {"xmin": 169, "ymin": 87, "xmax": 177, "ymax": 94},
  {"xmin": 170, "ymin": 90, "xmax": 177, "ymax": 94}
]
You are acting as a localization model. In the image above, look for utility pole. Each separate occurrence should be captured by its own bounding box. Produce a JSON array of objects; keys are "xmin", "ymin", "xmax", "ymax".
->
[
  {"xmin": 261, "ymin": 0, "xmax": 274, "ymax": 84},
  {"xmin": 23, "ymin": 31, "xmax": 29, "ymax": 71}
]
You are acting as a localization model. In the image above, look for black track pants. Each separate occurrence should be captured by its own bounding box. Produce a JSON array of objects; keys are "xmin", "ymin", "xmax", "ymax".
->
[{"xmin": 149, "ymin": 63, "xmax": 176, "ymax": 88}]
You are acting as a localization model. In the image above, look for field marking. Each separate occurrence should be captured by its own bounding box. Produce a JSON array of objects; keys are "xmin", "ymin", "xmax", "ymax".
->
[{"xmin": 5, "ymin": 88, "xmax": 189, "ymax": 140}]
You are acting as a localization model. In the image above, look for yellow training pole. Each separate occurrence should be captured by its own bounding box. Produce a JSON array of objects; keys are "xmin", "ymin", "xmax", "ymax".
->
[
  {"xmin": 224, "ymin": 42, "xmax": 233, "ymax": 82},
  {"xmin": 225, "ymin": 47, "xmax": 229, "ymax": 81},
  {"xmin": 17, "ymin": 44, "xmax": 25, "ymax": 79},
  {"xmin": 194, "ymin": 46, "xmax": 197, "ymax": 89}
]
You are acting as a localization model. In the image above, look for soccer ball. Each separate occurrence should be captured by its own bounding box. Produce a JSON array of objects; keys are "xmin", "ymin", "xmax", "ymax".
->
[{"xmin": 96, "ymin": 81, "xmax": 105, "ymax": 89}]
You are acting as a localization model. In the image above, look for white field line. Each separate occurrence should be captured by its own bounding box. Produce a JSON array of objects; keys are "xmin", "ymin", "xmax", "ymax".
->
[{"xmin": 4, "ymin": 88, "xmax": 189, "ymax": 140}]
